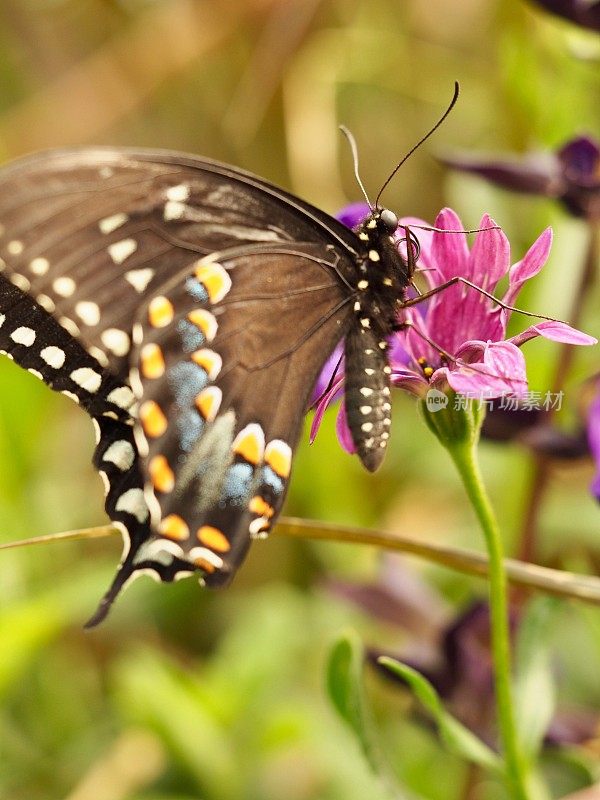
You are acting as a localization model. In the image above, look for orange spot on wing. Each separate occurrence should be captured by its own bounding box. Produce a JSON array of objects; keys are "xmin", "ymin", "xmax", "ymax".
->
[
  {"xmin": 194, "ymin": 556, "xmax": 216, "ymax": 573},
  {"xmin": 233, "ymin": 424, "xmax": 265, "ymax": 465},
  {"xmin": 191, "ymin": 348, "xmax": 222, "ymax": 381},
  {"xmin": 195, "ymin": 386, "xmax": 222, "ymax": 422},
  {"xmin": 148, "ymin": 296, "xmax": 174, "ymax": 328},
  {"xmin": 249, "ymin": 496, "xmax": 274, "ymax": 518},
  {"xmin": 140, "ymin": 343, "xmax": 165, "ymax": 379},
  {"xmin": 197, "ymin": 525, "xmax": 231, "ymax": 553},
  {"xmin": 264, "ymin": 440, "xmax": 292, "ymax": 478},
  {"xmin": 149, "ymin": 454, "xmax": 175, "ymax": 493},
  {"xmin": 188, "ymin": 309, "xmax": 218, "ymax": 342},
  {"xmin": 194, "ymin": 262, "xmax": 232, "ymax": 304},
  {"xmin": 140, "ymin": 400, "xmax": 168, "ymax": 438},
  {"xmin": 159, "ymin": 514, "xmax": 189, "ymax": 541}
]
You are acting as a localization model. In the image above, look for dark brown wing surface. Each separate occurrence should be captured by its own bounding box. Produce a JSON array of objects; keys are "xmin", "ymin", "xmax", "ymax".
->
[{"xmin": 0, "ymin": 148, "xmax": 359, "ymax": 623}]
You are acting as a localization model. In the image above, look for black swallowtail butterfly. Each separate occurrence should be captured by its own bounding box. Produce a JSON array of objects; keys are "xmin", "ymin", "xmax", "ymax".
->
[{"xmin": 0, "ymin": 115, "xmax": 446, "ymax": 624}]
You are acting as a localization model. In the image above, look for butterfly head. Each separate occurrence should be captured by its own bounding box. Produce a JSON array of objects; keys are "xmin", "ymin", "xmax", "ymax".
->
[
  {"xmin": 357, "ymin": 207, "xmax": 398, "ymax": 237},
  {"xmin": 356, "ymin": 207, "xmax": 417, "ymax": 284},
  {"xmin": 378, "ymin": 208, "xmax": 399, "ymax": 232}
]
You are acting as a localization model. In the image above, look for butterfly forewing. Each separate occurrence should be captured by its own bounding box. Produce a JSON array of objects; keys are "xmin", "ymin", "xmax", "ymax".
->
[
  {"xmin": 0, "ymin": 148, "xmax": 362, "ymax": 622},
  {"xmin": 0, "ymin": 148, "xmax": 359, "ymax": 367}
]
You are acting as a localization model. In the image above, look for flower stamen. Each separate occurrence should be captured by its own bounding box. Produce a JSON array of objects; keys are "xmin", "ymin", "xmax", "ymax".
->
[{"xmin": 417, "ymin": 357, "xmax": 435, "ymax": 378}]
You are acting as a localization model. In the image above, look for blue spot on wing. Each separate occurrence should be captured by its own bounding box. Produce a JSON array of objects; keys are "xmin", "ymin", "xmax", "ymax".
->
[
  {"xmin": 178, "ymin": 319, "xmax": 205, "ymax": 353},
  {"xmin": 185, "ymin": 277, "xmax": 209, "ymax": 303},
  {"xmin": 223, "ymin": 462, "xmax": 254, "ymax": 506},
  {"xmin": 177, "ymin": 408, "xmax": 204, "ymax": 452},
  {"xmin": 262, "ymin": 466, "xmax": 284, "ymax": 496},
  {"xmin": 168, "ymin": 362, "xmax": 208, "ymax": 406}
]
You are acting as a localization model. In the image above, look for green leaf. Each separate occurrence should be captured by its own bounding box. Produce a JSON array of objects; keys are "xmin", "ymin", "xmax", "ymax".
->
[
  {"xmin": 513, "ymin": 597, "xmax": 558, "ymax": 763},
  {"xmin": 378, "ymin": 657, "xmax": 502, "ymax": 774},
  {"xmin": 326, "ymin": 631, "xmax": 412, "ymax": 799},
  {"xmin": 327, "ymin": 631, "xmax": 381, "ymax": 773}
]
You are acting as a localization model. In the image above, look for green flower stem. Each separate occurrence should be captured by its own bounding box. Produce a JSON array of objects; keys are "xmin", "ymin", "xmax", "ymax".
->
[
  {"xmin": 448, "ymin": 436, "xmax": 529, "ymax": 800},
  {"xmin": 421, "ymin": 396, "xmax": 528, "ymax": 798}
]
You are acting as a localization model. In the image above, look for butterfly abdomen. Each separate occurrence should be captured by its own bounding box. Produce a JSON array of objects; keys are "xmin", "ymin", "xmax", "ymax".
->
[
  {"xmin": 341, "ymin": 210, "xmax": 410, "ymax": 472},
  {"xmin": 343, "ymin": 324, "xmax": 392, "ymax": 473}
]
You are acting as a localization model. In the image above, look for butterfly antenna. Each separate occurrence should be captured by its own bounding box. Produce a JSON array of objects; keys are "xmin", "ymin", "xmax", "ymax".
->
[
  {"xmin": 375, "ymin": 82, "xmax": 460, "ymax": 209},
  {"xmin": 339, "ymin": 125, "xmax": 373, "ymax": 210}
]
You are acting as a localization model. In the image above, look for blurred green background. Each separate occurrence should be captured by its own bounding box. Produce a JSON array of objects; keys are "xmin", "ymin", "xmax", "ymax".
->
[{"xmin": 0, "ymin": 1, "xmax": 599, "ymax": 798}]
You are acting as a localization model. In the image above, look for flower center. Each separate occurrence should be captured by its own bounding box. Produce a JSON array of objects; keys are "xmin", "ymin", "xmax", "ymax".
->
[{"xmin": 417, "ymin": 356, "xmax": 434, "ymax": 379}]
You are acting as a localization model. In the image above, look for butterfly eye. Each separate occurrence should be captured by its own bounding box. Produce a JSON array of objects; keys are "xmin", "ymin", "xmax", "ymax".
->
[{"xmin": 379, "ymin": 209, "xmax": 398, "ymax": 232}]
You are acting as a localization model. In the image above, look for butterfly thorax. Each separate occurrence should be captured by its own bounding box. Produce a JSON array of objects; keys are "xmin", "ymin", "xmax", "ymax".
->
[
  {"xmin": 353, "ymin": 209, "xmax": 412, "ymax": 335},
  {"xmin": 344, "ymin": 208, "xmax": 411, "ymax": 472}
]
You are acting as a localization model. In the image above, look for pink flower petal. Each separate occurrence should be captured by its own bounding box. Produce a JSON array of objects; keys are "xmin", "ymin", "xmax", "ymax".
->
[
  {"xmin": 390, "ymin": 369, "xmax": 429, "ymax": 397},
  {"xmin": 447, "ymin": 341, "xmax": 528, "ymax": 398},
  {"xmin": 311, "ymin": 342, "xmax": 344, "ymax": 404},
  {"xmin": 309, "ymin": 374, "xmax": 345, "ymax": 443},
  {"xmin": 468, "ymin": 214, "xmax": 509, "ymax": 290},
  {"xmin": 393, "ymin": 308, "xmax": 438, "ymax": 367},
  {"xmin": 398, "ymin": 215, "xmax": 436, "ymax": 274},
  {"xmin": 439, "ymin": 151, "xmax": 561, "ymax": 195},
  {"xmin": 504, "ymin": 227, "xmax": 553, "ymax": 307},
  {"xmin": 429, "ymin": 366, "xmax": 451, "ymax": 392},
  {"xmin": 336, "ymin": 402, "xmax": 356, "ymax": 454},
  {"xmin": 455, "ymin": 340, "xmax": 485, "ymax": 361},
  {"xmin": 510, "ymin": 320, "xmax": 597, "ymax": 347},
  {"xmin": 431, "ymin": 208, "xmax": 469, "ymax": 283},
  {"xmin": 414, "ymin": 212, "xmax": 508, "ymax": 353}
]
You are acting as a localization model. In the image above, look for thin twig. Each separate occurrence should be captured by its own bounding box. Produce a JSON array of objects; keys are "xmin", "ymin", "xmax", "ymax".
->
[
  {"xmin": 279, "ymin": 518, "xmax": 600, "ymax": 604},
  {"xmin": 3, "ymin": 517, "xmax": 600, "ymax": 605}
]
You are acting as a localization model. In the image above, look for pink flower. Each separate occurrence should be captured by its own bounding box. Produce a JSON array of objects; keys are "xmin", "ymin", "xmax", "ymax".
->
[{"xmin": 312, "ymin": 207, "xmax": 596, "ymax": 452}]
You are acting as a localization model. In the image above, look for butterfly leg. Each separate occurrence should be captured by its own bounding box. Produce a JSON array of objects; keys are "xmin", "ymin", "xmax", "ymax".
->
[
  {"xmin": 392, "ymin": 320, "xmax": 457, "ymax": 365},
  {"xmin": 402, "ymin": 276, "xmax": 560, "ymax": 323},
  {"xmin": 394, "ymin": 319, "xmax": 515, "ymax": 385}
]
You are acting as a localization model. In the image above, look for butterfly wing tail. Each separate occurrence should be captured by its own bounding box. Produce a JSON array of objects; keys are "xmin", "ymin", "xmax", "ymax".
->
[
  {"xmin": 85, "ymin": 546, "xmax": 216, "ymax": 627},
  {"xmin": 84, "ymin": 556, "xmax": 137, "ymax": 628}
]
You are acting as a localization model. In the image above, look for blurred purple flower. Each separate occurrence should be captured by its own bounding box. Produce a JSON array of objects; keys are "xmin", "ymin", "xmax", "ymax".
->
[
  {"xmin": 586, "ymin": 389, "xmax": 600, "ymax": 500},
  {"xmin": 335, "ymin": 201, "xmax": 372, "ymax": 229},
  {"xmin": 441, "ymin": 136, "xmax": 600, "ymax": 221},
  {"xmin": 312, "ymin": 208, "xmax": 595, "ymax": 451},
  {"xmin": 373, "ymin": 600, "xmax": 600, "ymax": 749},
  {"xmin": 530, "ymin": 0, "xmax": 600, "ymax": 32},
  {"xmin": 331, "ymin": 570, "xmax": 600, "ymax": 749},
  {"xmin": 481, "ymin": 398, "xmax": 590, "ymax": 458}
]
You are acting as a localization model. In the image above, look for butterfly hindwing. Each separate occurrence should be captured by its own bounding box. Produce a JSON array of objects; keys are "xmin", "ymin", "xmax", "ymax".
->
[{"xmin": 128, "ymin": 244, "xmax": 353, "ymax": 585}]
